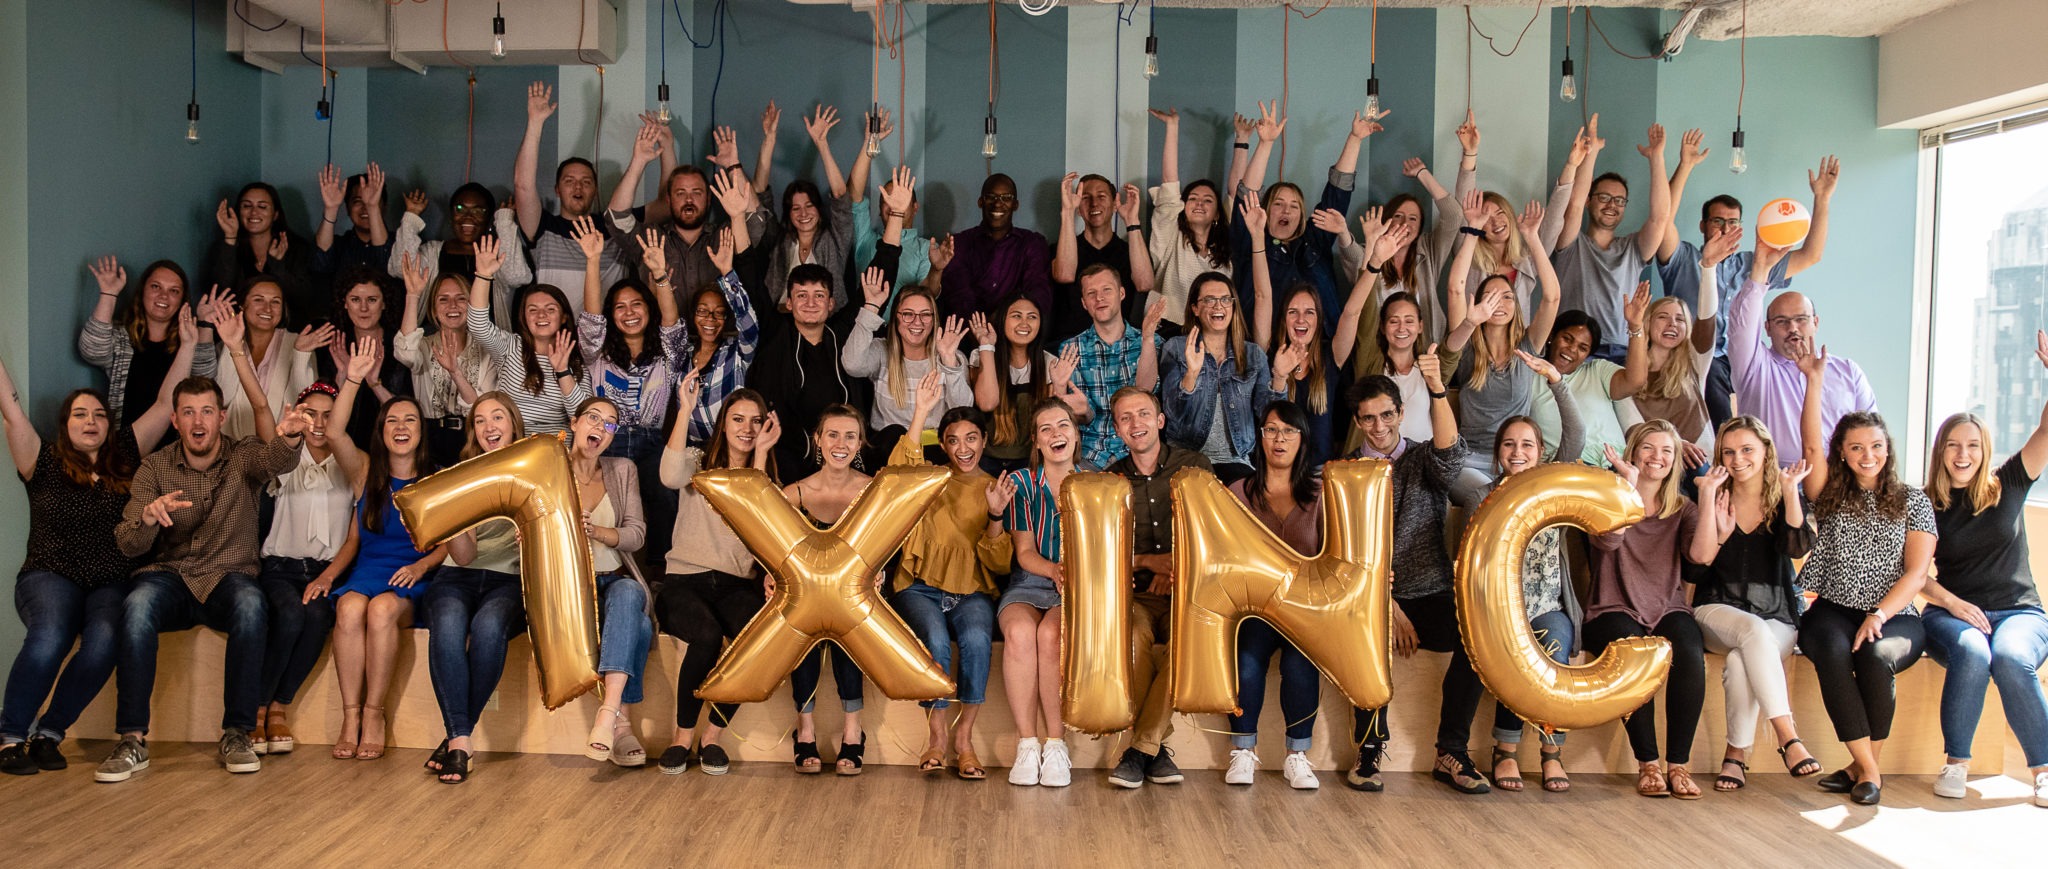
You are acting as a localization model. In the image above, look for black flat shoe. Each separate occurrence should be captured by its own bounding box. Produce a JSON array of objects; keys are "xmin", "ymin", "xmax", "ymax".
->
[
  {"xmin": 1850, "ymin": 780, "xmax": 1881, "ymax": 806},
  {"xmin": 1818, "ymin": 768, "xmax": 1854, "ymax": 793}
]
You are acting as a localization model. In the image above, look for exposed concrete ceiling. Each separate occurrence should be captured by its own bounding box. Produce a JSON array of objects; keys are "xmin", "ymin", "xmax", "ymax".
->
[{"xmin": 835, "ymin": 1, "xmax": 1978, "ymax": 40}]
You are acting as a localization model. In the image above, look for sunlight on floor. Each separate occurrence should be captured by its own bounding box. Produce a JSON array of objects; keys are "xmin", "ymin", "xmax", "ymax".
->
[{"xmin": 1801, "ymin": 775, "xmax": 2041, "ymax": 867}]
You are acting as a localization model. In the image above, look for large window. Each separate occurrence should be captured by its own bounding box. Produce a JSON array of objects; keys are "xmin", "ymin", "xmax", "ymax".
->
[{"xmin": 1926, "ymin": 110, "xmax": 2048, "ymax": 498}]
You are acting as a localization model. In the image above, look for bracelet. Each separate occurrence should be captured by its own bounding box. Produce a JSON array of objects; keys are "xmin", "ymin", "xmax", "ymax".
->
[
  {"xmin": 1628, "ymin": 327, "xmax": 1644, "ymax": 339},
  {"xmin": 1462, "ymin": 152, "xmax": 1477, "ymax": 158},
  {"xmin": 987, "ymin": 511, "xmax": 1006, "ymax": 522},
  {"xmin": 1233, "ymin": 142, "xmax": 1250, "ymax": 150},
  {"xmin": 977, "ymin": 344, "xmax": 995, "ymax": 354},
  {"xmin": 1459, "ymin": 226, "xmax": 1486, "ymax": 237},
  {"xmin": 477, "ymin": 273, "xmax": 498, "ymax": 282},
  {"xmin": 99, "ymin": 291, "xmax": 119, "ymax": 298},
  {"xmin": 1251, "ymin": 248, "xmax": 1266, "ymax": 254},
  {"xmin": 653, "ymin": 273, "xmax": 671, "ymax": 284},
  {"xmin": 1364, "ymin": 261, "xmax": 1383, "ymax": 275},
  {"xmin": 321, "ymin": 216, "xmax": 336, "ymax": 225},
  {"xmin": 1428, "ymin": 388, "xmax": 1449, "ymax": 400},
  {"xmin": 346, "ymin": 377, "xmax": 363, "ymax": 386}
]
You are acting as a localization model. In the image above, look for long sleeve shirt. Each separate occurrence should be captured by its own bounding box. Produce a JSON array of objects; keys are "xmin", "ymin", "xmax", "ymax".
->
[
  {"xmin": 389, "ymin": 209, "xmax": 533, "ymax": 329},
  {"xmin": 117, "ymin": 434, "xmax": 302, "ymax": 601},
  {"xmin": 1232, "ymin": 165, "xmax": 1355, "ymax": 335},
  {"xmin": 840, "ymin": 306, "xmax": 973, "ymax": 431},
  {"xmin": 465, "ymin": 305, "xmax": 591, "ymax": 434},
  {"xmin": 1727, "ymin": 278, "xmax": 1876, "ymax": 465},
  {"xmin": 937, "ymin": 224, "xmax": 1052, "ymax": 325},
  {"xmin": 887, "ymin": 433, "xmax": 1011, "ymax": 595},
  {"xmin": 1146, "ymin": 181, "xmax": 1232, "ymax": 329}
]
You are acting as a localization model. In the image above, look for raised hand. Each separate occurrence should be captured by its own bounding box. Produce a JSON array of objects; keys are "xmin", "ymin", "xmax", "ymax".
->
[
  {"xmin": 294, "ymin": 322, "xmax": 337, "ymax": 354},
  {"xmin": 1310, "ymin": 208, "xmax": 1352, "ymax": 246},
  {"xmin": 1514, "ymin": 347, "xmax": 1561, "ymax": 384},
  {"xmin": 985, "ymin": 474, "xmax": 1018, "ymax": 517},
  {"xmin": 526, "ymin": 81, "xmax": 558, "ymax": 125},
  {"xmin": 859, "ymin": 265, "xmax": 891, "ymax": 309},
  {"xmin": 362, "ymin": 162, "xmax": 386, "ymax": 204},
  {"xmin": 708, "ymin": 125, "xmax": 739, "ymax": 167},
  {"xmin": 968, "ymin": 312, "xmax": 996, "ymax": 348},
  {"xmin": 803, "ymin": 104, "xmax": 839, "ymax": 144},
  {"xmin": 432, "ymin": 331, "xmax": 462, "ymax": 375},
  {"xmin": 276, "ymin": 402, "xmax": 316, "ymax": 439},
  {"xmin": 1809, "ymin": 155, "xmax": 1841, "ymax": 201},
  {"xmin": 570, "ymin": 215, "xmax": 605, "ymax": 259},
  {"xmin": 1142, "ymin": 296, "xmax": 1168, "ymax": 335},
  {"xmin": 473, "ymin": 234, "xmax": 502, "ymax": 278},
  {"xmin": 707, "ymin": 226, "xmax": 736, "ymax": 275},
  {"xmin": 1148, "ymin": 107, "xmax": 1180, "ymax": 125},
  {"xmin": 761, "ymin": 100, "xmax": 782, "ymax": 141},
  {"xmin": 1050, "ymin": 344, "xmax": 1081, "ymax": 390},
  {"xmin": 176, "ymin": 304, "xmax": 199, "ymax": 347},
  {"xmin": 756, "ymin": 411, "xmax": 783, "ymax": 454},
  {"xmin": 215, "ymin": 199, "xmax": 239, "ymax": 239},
  {"xmin": 1793, "ymin": 343, "xmax": 1829, "ymax": 380},
  {"xmin": 88, "ymin": 255, "xmax": 126, "ymax": 297},
  {"xmin": 1678, "ymin": 128, "xmax": 1708, "ymax": 168},
  {"xmin": 1623, "ymin": 281, "xmax": 1652, "ymax": 330},
  {"xmin": 639, "ymin": 229, "xmax": 669, "ymax": 280},
  {"xmin": 347, "ymin": 335, "xmax": 382, "ymax": 384},
  {"xmin": 546, "ymin": 331, "xmax": 576, "ymax": 373},
  {"xmin": 1118, "ymin": 183, "xmax": 1144, "ymax": 228},
  {"xmin": 143, "ymin": 489, "xmax": 194, "ymax": 528},
  {"xmin": 1585, "ymin": 112, "xmax": 1605, "ymax": 151},
  {"xmin": 1239, "ymin": 196, "xmax": 1267, "ymax": 238},
  {"xmin": 1374, "ymin": 220, "xmax": 1416, "ymax": 265},
  {"xmin": 631, "ymin": 123, "xmax": 662, "ymax": 164},
  {"xmin": 676, "ymin": 367, "xmax": 703, "ymax": 417},
  {"xmin": 1272, "ymin": 341, "xmax": 1307, "ymax": 383},
  {"xmin": 1417, "ymin": 343, "xmax": 1444, "ymax": 392},
  {"xmin": 1455, "ymin": 108, "xmax": 1479, "ymax": 155},
  {"xmin": 929, "ymin": 234, "xmax": 955, "ymax": 271},
  {"xmin": 865, "ymin": 106, "xmax": 895, "ymax": 143},
  {"xmin": 1460, "ymin": 188, "xmax": 1488, "ymax": 227},
  {"xmin": 319, "ymin": 164, "xmax": 347, "ymax": 212},
  {"xmin": 267, "ymin": 233, "xmax": 290, "ymax": 263},
  {"xmin": 1401, "ymin": 157, "xmax": 1427, "ymax": 178},
  {"xmin": 1518, "ymin": 199, "xmax": 1546, "ymax": 241},
  {"xmin": 1681, "ymin": 441, "xmax": 1711, "ymax": 472},
  {"xmin": 709, "ymin": 166, "xmax": 751, "ymax": 217},
  {"xmin": 1697, "ymin": 463, "xmax": 1730, "ymax": 496},
  {"xmin": 1567, "ymin": 125, "xmax": 1592, "ymax": 168},
  {"xmin": 1466, "ymin": 283, "xmax": 1507, "ymax": 327},
  {"xmin": 211, "ymin": 294, "xmax": 246, "ymax": 349},
  {"xmin": 936, "ymin": 316, "xmax": 968, "ymax": 368},
  {"xmin": 404, "ymin": 189, "xmax": 428, "ymax": 215},
  {"xmin": 1255, "ymin": 99, "xmax": 1287, "ymax": 142},
  {"xmin": 1232, "ymin": 112, "xmax": 1256, "ymax": 142},
  {"xmin": 1636, "ymin": 123, "xmax": 1667, "ymax": 160},
  {"xmin": 880, "ymin": 166, "xmax": 916, "ymax": 214},
  {"xmin": 1358, "ymin": 205, "xmax": 1387, "ymax": 248},
  {"xmin": 1701, "ymin": 226, "xmax": 1744, "ymax": 268},
  {"xmin": 1059, "ymin": 172, "xmax": 1081, "ymax": 213},
  {"xmin": 910, "ymin": 368, "xmax": 945, "ymax": 426},
  {"xmin": 1182, "ymin": 331, "xmax": 1206, "ymax": 376},
  {"xmin": 1714, "ymin": 489, "xmax": 1735, "ymax": 533},
  {"xmin": 1351, "ymin": 106, "xmax": 1389, "ymax": 139},
  {"xmin": 1782, "ymin": 459, "xmax": 1813, "ymax": 491},
  {"xmin": 1605, "ymin": 443, "xmax": 1639, "ymax": 487},
  {"xmin": 400, "ymin": 251, "xmax": 433, "ymax": 299}
]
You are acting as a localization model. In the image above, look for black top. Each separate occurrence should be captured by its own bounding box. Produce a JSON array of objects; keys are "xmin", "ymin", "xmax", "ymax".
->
[
  {"xmin": 123, "ymin": 340, "xmax": 174, "ymax": 429},
  {"xmin": 1689, "ymin": 510, "xmax": 1815, "ymax": 625},
  {"xmin": 19, "ymin": 431, "xmax": 143, "ymax": 589},
  {"xmin": 1933, "ymin": 453, "xmax": 2043, "ymax": 611},
  {"xmin": 1050, "ymin": 233, "xmax": 1134, "ymax": 345},
  {"xmin": 1107, "ymin": 445, "xmax": 1214, "ymax": 587}
]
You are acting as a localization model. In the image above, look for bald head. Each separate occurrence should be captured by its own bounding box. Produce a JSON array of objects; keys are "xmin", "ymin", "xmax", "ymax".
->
[{"xmin": 1764, "ymin": 291, "xmax": 1818, "ymax": 359}]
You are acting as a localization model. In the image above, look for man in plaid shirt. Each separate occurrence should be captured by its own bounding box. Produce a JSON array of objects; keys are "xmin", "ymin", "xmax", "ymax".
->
[{"xmin": 1060, "ymin": 264, "xmax": 1162, "ymax": 468}]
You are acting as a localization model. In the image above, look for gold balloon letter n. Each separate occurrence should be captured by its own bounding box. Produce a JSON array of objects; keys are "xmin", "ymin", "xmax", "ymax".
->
[
  {"xmin": 1456, "ymin": 463, "xmax": 1672, "ymax": 732},
  {"xmin": 693, "ymin": 465, "xmax": 955, "ymax": 703},
  {"xmin": 395, "ymin": 434, "xmax": 599, "ymax": 710},
  {"xmin": 1170, "ymin": 460, "xmax": 1395, "ymax": 714}
]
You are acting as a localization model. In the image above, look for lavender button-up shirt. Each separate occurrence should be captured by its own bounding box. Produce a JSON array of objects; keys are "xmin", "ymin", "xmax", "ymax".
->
[{"xmin": 1728, "ymin": 278, "xmax": 1876, "ymax": 465}]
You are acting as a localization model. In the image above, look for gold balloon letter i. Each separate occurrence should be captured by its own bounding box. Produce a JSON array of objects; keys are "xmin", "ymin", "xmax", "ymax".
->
[
  {"xmin": 1455, "ymin": 463, "xmax": 1671, "ymax": 732},
  {"xmin": 693, "ymin": 465, "xmax": 956, "ymax": 704},
  {"xmin": 1058, "ymin": 474, "xmax": 1136, "ymax": 734},
  {"xmin": 1169, "ymin": 460, "xmax": 1396, "ymax": 714},
  {"xmin": 395, "ymin": 434, "xmax": 599, "ymax": 710}
]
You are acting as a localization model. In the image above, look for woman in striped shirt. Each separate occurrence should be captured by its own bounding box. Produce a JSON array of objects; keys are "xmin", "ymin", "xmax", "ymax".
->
[
  {"xmin": 998, "ymin": 398, "xmax": 1085, "ymax": 789},
  {"xmin": 464, "ymin": 236, "xmax": 588, "ymax": 434}
]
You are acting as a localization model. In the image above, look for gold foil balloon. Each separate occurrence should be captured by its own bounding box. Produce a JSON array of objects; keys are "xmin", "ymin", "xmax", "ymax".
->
[
  {"xmin": 1058, "ymin": 473, "xmax": 1136, "ymax": 734},
  {"xmin": 395, "ymin": 434, "xmax": 599, "ymax": 710},
  {"xmin": 1456, "ymin": 463, "xmax": 1672, "ymax": 732},
  {"xmin": 1169, "ymin": 460, "xmax": 1395, "ymax": 714},
  {"xmin": 693, "ymin": 465, "xmax": 956, "ymax": 703}
]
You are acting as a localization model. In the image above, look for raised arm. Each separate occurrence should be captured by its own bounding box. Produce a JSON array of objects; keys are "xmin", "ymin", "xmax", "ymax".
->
[
  {"xmin": 1119, "ymin": 183, "xmax": 1157, "ymax": 298},
  {"xmin": 1689, "ymin": 465, "xmax": 1730, "ymax": 565},
  {"xmin": 571, "ymin": 216, "xmax": 607, "ymax": 314},
  {"xmin": 514, "ymin": 82, "xmax": 558, "ymax": 239},
  {"xmin": 1610, "ymin": 282, "xmax": 1651, "ymax": 399},
  {"xmin": 80, "ymin": 256, "xmax": 127, "ymax": 366},
  {"xmin": 1418, "ymin": 345, "xmax": 1456, "ymax": 450},
  {"xmin": 1691, "ymin": 227, "xmax": 1741, "ymax": 353},
  {"xmin": 752, "ymin": 104, "xmax": 780, "ymax": 194},
  {"xmin": 1238, "ymin": 101, "xmax": 1285, "ymax": 202},
  {"xmin": 329, "ymin": 335, "xmax": 380, "ymax": 482},
  {"xmin": 203, "ymin": 289, "xmax": 277, "ymax": 443},
  {"xmin": 0, "ymin": 352, "xmax": 39, "ymax": 480},
  {"xmin": 1786, "ymin": 156, "xmax": 1838, "ymax": 276},
  {"xmin": 1051, "ymin": 173, "xmax": 1081, "ymax": 283},
  {"xmin": 133, "ymin": 306, "xmax": 202, "ymax": 452},
  {"xmin": 1333, "ymin": 107, "xmax": 1386, "ymax": 177},
  {"xmin": 1137, "ymin": 298, "xmax": 1164, "ymax": 392},
  {"xmin": 1797, "ymin": 344, "xmax": 1829, "ymax": 499},
  {"xmin": 1729, "ymin": 240, "xmax": 1786, "ymax": 386},
  {"xmin": 1242, "ymin": 198, "xmax": 1273, "ymax": 347},
  {"xmin": 1521, "ymin": 201, "xmax": 1564, "ymax": 352},
  {"xmin": 316, "ymin": 164, "xmax": 346, "ymax": 253},
  {"xmin": 1658, "ymin": 129, "xmax": 1708, "ymax": 263},
  {"xmin": 1151, "ymin": 108, "xmax": 1181, "ymax": 185},
  {"xmin": 848, "ymin": 107, "xmax": 892, "ymax": 206},
  {"xmin": 804, "ymin": 105, "xmax": 847, "ymax": 199},
  {"xmin": 606, "ymin": 123, "xmax": 665, "ymax": 218},
  {"xmin": 1554, "ymin": 116, "xmax": 1603, "ymax": 251},
  {"xmin": 1632, "ymin": 124, "xmax": 1672, "ymax": 261},
  {"xmin": 2022, "ymin": 331, "xmax": 2048, "ymax": 479}
]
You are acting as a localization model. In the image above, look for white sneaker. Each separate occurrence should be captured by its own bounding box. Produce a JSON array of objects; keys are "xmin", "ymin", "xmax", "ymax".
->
[
  {"xmin": 1038, "ymin": 739, "xmax": 1072, "ymax": 787},
  {"xmin": 1008, "ymin": 738, "xmax": 1041, "ymax": 786},
  {"xmin": 1284, "ymin": 752, "xmax": 1320, "ymax": 790},
  {"xmin": 1225, "ymin": 748, "xmax": 1258, "ymax": 785},
  {"xmin": 2033, "ymin": 771, "xmax": 2047, "ymax": 808},
  {"xmin": 1933, "ymin": 761, "xmax": 1969, "ymax": 799}
]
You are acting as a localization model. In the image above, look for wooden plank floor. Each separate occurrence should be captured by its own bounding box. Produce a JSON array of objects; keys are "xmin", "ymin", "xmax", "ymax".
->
[{"xmin": 4, "ymin": 740, "xmax": 2040, "ymax": 868}]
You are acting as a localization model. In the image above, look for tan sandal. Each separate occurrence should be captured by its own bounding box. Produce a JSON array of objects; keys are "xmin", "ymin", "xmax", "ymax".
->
[
  {"xmin": 955, "ymin": 749, "xmax": 988, "ymax": 781},
  {"xmin": 1491, "ymin": 746, "xmax": 1525, "ymax": 792},
  {"xmin": 918, "ymin": 746, "xmax": 946, "ymax": 775},
  {"xmin": 250, "ymin": 706, "xmax": 271, "ymax": 755},
  {"xmin": 356, "ymin": 706, "xmax": 387, "ymax": 761},
  {"xmin": 266, "ymin": 707, "xmax": 295, "ymax": 754},
  {"xmin": 331, "ymin": 705, "xmax": 360, "ymax": 760},
  {"xmin": 1667, "ymin": 764, "xmax": 1702, "ymax": 800},
  {"xmin": 1637, "ymin": 761, "xmax": 1669, "ymax": 797}
]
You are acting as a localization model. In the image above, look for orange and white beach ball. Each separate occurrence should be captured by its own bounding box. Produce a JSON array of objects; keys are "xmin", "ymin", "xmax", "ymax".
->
[{"xmin": 1756, "ymin": 198, "xmax": 1811, "ymax": 249}]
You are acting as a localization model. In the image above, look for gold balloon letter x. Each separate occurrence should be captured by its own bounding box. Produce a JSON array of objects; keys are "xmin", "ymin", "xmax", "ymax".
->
[
  {"xmin": 395, "ymin": 434, "xmax": 599, "ymax": 710},
  {"xmin": 1170, "ymin": 460, "xmax": 1395, "ymax": 714},
  {"xmin": 693, "ymin": 465, "xmax": 956, "ymax": 704}
]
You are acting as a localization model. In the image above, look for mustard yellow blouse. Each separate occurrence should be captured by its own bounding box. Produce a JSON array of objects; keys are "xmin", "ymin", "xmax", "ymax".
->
[{"xmin": 887, "ymin": 434, "xmax": 1012, "ymax": 595}]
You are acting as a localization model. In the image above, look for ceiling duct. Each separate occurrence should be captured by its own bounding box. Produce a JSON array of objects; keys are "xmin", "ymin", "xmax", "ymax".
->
[{"xmin": 225, "ymin": 0, "xmax": 620, "ymax": 72}]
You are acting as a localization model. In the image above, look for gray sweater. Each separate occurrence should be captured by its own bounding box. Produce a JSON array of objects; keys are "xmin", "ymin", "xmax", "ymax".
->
[{"xmin": 1350, "ymin": 437, "xmax": 1470, "ymax": 599}]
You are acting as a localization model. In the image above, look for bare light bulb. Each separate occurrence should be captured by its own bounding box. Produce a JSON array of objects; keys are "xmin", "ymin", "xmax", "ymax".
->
[
  {"xmin": 982, "ymin": 115, "xmax": 999, "ymax": 159},
  {"xmin": 491, "ymin": 5, "xmax": 507, "ymax": 60},
  {"xmin": 185, "ymin": 102, "xmax": 201, "ymax": 144},
  {"xmin": 656, "ymin": 82, "xmax": 672, "ymax": 125},
  {"xmin": 1143, "ymin": 35, "xmax": 1159, "ymax": 80},
  {"xmin": 1364, "ymin": 76, "xmax": 1381, "ymax": 117},
  {"xmin": 1730, "ymin": 129, "xmax": 1749, "ymax": 175},
  {"xmin": 1559, "ymin": 56, "xmax": 1577, "ymax": 103},
  {"xmin": 865, "ymin": 104, "xmax": 883, "ymax": 157}
]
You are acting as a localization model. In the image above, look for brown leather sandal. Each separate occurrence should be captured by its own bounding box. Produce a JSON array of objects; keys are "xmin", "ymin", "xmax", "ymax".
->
[
  {"xmin": 1491, "ymin": 746, "xmax": 1525, "ymax": 792},
  {"xmin": 1637, "ymin": 761, "xmax": 1669, "ymax": 797},
  {"xmin": 954, "ymin": 749, "xmax": 988, "ymax": 781},
  {"xmin": 331, "ymin": 705, "xmax": 360, "ymax": 760},
  {"xmin": 919, "ymin": 746, "xmax": 946, "ymax": 775},
  {"xmin": 1667, "ymin": 764, "xmax": 1702, "ymax": 799},
  {"xmin": 266, "ymin": 707, "xmax": 295, "ymax": 754}
]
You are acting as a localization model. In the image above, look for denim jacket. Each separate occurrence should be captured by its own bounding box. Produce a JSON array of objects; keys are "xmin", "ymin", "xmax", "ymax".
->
[{"xmin": 1160, "ymin": 335, "xmax": 1284, "ymax": 465}]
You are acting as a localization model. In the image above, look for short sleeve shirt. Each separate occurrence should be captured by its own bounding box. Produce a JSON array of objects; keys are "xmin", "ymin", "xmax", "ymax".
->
[{"xmin": 1801, "ymin": 487, "xmax": 1938, "ymax": 612}]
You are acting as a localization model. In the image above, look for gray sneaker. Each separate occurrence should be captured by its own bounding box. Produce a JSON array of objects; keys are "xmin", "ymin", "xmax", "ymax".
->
[
  {"xmin": 95, "ymin": 736, "xmax": 150, "ymax": 783},
  {"xmin": 219, "ymin": 730, "xmax": 261, "ymax": 774},
  {"xmin": 1933, "ymin": 761, "xmax": 1969, "ymax": 799}
]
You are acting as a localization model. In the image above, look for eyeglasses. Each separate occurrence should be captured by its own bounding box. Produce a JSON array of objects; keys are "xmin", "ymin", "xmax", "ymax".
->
[
  {"xmin": 452, "ymin": 204, "xmax": 487, "ymax": 214},
  {"xmin": 693, "ymin": 307, "xmax": 728, "ymax": 320},
  {"xmin": 895, "ymin": 310, "xmax": 936, "ymax": 322},
  {"xmin": 1591, "ymin": 193, "xmax": 1628, "ymax": 207},
  {"xmin": 1355, "ymin": 410, "xmax": 1400, "ymax": 426},
  {"xmin": 1704, "ymin": 217, "xmax": 1741, "ymax": 229},
  {"xmin": 1194, "ymin": 295, "xmax": 1234, "ymax": 309},
  {"xmin": 984, "ymin": 194, "xmax": 1018, "ymax": 205},
  {"xmin": 1261, "ymin": 425, "xmax": 1302, "ymax": 441},
  {"xmin": 580, "ymin": 411, "xmax": 620, "ymax": 433}
]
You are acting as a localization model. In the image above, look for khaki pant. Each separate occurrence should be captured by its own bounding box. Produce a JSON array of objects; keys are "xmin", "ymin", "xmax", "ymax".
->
[{"xmin": 1129, "ymin": 592, "xmax": 1174, "ymax": 755}]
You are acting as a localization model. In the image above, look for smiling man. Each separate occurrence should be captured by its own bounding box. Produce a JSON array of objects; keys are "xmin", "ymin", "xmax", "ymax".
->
[
  {"xmin": 938, "ymin": 173, "xmax": 1052, "ymax": 325},
  {"xmin": 99, "ymin": 377, "xmax": 308, "ymax": 783},
  {"xmin": 1729, "ymin": 236, "xmax": 1873, "ymax": 466},
  {"xmin": 1060, "ymin": 265, "xmax": 1162, "ymax": 468},
  {"xmin": 1552, "ymin": 117, "xmax": 1673, "ymax": 364},
  {"xmin": 1051, "ymin": 173, "xmax": 1156, "ymax": 343}
]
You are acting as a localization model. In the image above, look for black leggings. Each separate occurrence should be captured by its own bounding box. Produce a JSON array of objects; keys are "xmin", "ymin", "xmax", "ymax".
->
[
  {"xmin": 1352, "ymin": 593, "xmax": 1484, "ymax": 753},
  {"xmin": 1582, "ymin": 610, "xmax": 1707, "ymax": 764},
  {"xmin": 1799, "ymin": 597, "xmax": 1926, "ymax": 743},
  {"xmin": 656, "ymin": 571, "xmax": 767, "ymax": 730}
]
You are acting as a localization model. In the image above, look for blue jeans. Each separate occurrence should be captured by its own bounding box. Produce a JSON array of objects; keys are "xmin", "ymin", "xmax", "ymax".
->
[
  {"xmin": 257, "ymin": 556, "xmax": 337, "ymax": 707},
  {"xmin": 0, "ymin": 572, "xmax": 127, "ymax": 741},
  {"xmin": 1492, "ymin": 609, "xmax": 1575, "ymax": 746},
  {"xmin": 791, "ymin": 644, "xmax": 866, "ymax": 714},
  {"xmin": 1231, "ymin": 619, "xmax": 1321, "ymax": 751},
  {"xmin": 606, "ymin": 425, "xmax": 675, "ymax": 571},
  {"xmin": 1924, "ymin": 605, "xmax": 2048, "ymax": 767},
  {"xmin": 422, "ymin": 567, "xmax": 526, "ymax": 739},
  {"xmin": 596, "ymin": 574, "xmax": 652, "ymax": 706},
  {"xmin": 116, "ymin": 571, "xmax": 268, "ymax": 735},
  {"xmin": 893, "ymin": 582, "xmax": 995, "ymax": 708}
]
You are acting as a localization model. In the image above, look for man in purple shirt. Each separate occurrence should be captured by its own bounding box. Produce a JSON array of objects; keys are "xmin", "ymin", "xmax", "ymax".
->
[
  {"xmin": 1727, "ymin": 221, "xmax": 1873, "ymax": 466},
  {"xmin": 938, "ymin": 174, "xmax": 1052, "ymax": 324}
]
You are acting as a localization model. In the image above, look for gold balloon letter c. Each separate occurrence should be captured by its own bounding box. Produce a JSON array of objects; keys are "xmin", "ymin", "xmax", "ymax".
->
[
  {"xmin": 1456, "ymin": 463, "xmax": 1672, "ymax": 732},
  {"xmin": 395, "ymin": 434, "xmax": 599, "ymax": 710}
]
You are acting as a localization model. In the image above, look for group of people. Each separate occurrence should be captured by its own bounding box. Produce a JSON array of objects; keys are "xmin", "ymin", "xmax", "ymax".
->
[{"xmin": 1, "ymin": 84, "xmax": 2043, "ymax": 809}]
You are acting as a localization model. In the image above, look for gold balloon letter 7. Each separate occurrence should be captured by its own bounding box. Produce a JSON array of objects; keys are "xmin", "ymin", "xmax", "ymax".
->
[
  {"xmin": 693, "ymin": 465, "xmax": 956, "ymax": 704},
  {"xmin": 395, "ymin": 434, "xmax": 598, "ymax": 710},
  {"xmin": 1170, "ymin": 460, "xmax": 1394, "ymax": 714},
  {"xmin": 1058, "ymin": 474, "xmax": 1136, "ymax": 734},
  {"xmin": 1456, "ymin": 463, "xmax": 1671, "ymax": 732}
]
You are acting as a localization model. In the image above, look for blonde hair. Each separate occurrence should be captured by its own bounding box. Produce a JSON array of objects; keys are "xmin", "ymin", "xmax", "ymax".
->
[
  {"xmin": 1273, "ymin": 285, "xmax": 1330, "ymax": 415},
  {"xmin": 461, "ymin": 391, "xmax": 529, "ymax": 461},
  {"xmin": 1714, "ymin": 416, "xmax": 1786, "ymax": 519},
  {"xmin": 1926, "ymin": 413, "xmax": 2002, "ymax": 515},
  {"xmin": 1463, "ymin": 275, "xmax": 1524, "ymax": 393},
  {"xmin": 883, "ymin": 288, "xmax": 940, "ymax": 405},
  {"xmin": 1641, "ymin": 297, "xmax": 1701, "ymax": 401},
  {"xmin": 1470, "ymin": 191, "xmax": 1525, "ymax": 276},
  {"xmin": 1625, "ymin": 419, "xmax": 1689, "ymax": 520}
]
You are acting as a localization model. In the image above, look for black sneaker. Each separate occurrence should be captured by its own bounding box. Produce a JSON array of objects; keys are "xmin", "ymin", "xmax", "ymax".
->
[
  {"xmin": 1107, "ymin": 748, "xmax": 1148, "ymax": 789},
  {"xmin": 1432, "ymin": 749, "xmax": 1491, "ymax": 794},
  {"xmin": 698, "ymin": 743, "xmax": 731, "ymax": 775},
  {"xmin": 26, "ymin": 735, "xmax": 66, "ymax": 771},
  {"xmin": 1145, "ymin": 746, "xmax": 1184, "ymax": 784},
  {"xmin": 0, "ymin": 743, "xmax": 36, "ymax": 776},
  {"xmin": 1345, "ymin": 743, "xmax": 1385, "ymax": 792},
  {"xmin": 659, "ymin": 744, "xmax": 693, "ymax": 776}
]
